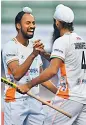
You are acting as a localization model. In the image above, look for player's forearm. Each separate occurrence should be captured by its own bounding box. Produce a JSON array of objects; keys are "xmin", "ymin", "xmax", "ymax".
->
[
  {"xmin": 27, "ymin": 58, "xmax": 60, "ymax": 90},
  {"xmin": 13, "ymin": 53, "xmax": 36, "ymax": 81},
  {"xmin": 40, "ymin": 51, "xmax": 50, "ymax": 61},
  {"xmin": 41, "ymin": 81, "xmax": 58, "ymax": 94},
  {"xmin": 29, "ymin": 66, "xmax": 57, "ymax": 88}
]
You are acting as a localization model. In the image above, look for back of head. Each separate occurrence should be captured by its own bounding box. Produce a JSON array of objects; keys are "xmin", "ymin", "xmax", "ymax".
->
[
  {"xmin": 53, "ymin": 4, "xmax": 74, "ymax": 23},
  {"xmin": 53, "ymin": 4, "xmax": 74, "ymax": 32}
]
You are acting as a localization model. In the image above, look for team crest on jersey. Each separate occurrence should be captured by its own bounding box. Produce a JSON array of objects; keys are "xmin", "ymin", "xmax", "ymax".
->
[
  {"xmin": 26, "ymin": 78, "xmax": 29, "ymax": 82},
  {"xmin": 76, "ymin": 37, "xmax": 81, "ymax": 40},
  {"xmin": 21, "ymin": 55, "xmax": 25, "ymax": 59}
]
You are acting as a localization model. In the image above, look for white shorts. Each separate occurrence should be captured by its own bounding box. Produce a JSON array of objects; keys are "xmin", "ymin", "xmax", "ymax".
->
[
  {"xmin": 43, "ymin": 99, "xmax": 86, "ymax": 125},
  {"xmin": 4, "ymin": 96, "xmax": 46, "ymax": 125}
]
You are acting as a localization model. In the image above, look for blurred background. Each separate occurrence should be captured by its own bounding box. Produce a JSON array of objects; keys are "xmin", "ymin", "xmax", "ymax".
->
[{"xmin": 1, "ymin": 1, "xmax": 86, "ymax": 124}]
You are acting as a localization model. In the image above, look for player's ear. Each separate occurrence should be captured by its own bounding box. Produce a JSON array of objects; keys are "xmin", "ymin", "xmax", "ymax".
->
[
  {"xmin": 55, "ymin": 20, "xmax": 59, "ymax": 27},
  {"xmin": 16, "ymin": 23, "xmax": 21, "ymax": 30},
  {"xmin": 55, "ymin": 20, "xmax": 62, "ymax": 30}
]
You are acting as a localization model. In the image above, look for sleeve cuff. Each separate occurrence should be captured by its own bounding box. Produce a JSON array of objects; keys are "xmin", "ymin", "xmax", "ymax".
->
[
  {"xmin": 50, "ymin": 55, "xmax": 64, "ymax": 62},
  {"xmin": 6, "ymin": 58, "xmax": 19, "ymax": 65}
]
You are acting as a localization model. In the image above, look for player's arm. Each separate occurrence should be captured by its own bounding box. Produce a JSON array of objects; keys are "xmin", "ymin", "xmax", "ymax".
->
[
  {"xmin": 40, "ymin": 66, "xmax": 58, "ymax": 94},
  {"xmin": 40, "ymin": 51, "xmax": 51, "ymax": 61},
  {"xmin": 17, "ymin": 58, "xmax": 62, "ymax": 94},
  {"xmin": 8, "ymin": 52, "xmax": 37, "ymax": 81},
  {"xmin": 30, "ymin": 58, "xmax": 62, "ymax": 87},
  {"xmin": 7, "ymin": 40, "xmax": 43, "ymax": 81},
  {"xmin": 17, "ymin": 38, "xmax": 66, "ymax": 94}
]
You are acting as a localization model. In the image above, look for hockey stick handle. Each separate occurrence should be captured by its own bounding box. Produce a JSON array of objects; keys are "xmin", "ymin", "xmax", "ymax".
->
[{"xmin": 1, "ymin": 77, "xmax": 72, "ymax": 118}]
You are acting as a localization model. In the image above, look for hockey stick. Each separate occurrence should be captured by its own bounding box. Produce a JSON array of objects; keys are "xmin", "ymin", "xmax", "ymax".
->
[{"xmin": 1, "ymin": 77, "xmax": 72, "ymax": 118}]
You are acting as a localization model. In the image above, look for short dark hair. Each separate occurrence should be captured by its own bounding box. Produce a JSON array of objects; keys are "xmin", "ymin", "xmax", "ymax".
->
[
  {"xmin": 60, "ymin": 21, "xmax": 74, "ymax": 31},
  {"xmin": 15, "ymin": 11, "xmax": 25, "ymax": 31}
]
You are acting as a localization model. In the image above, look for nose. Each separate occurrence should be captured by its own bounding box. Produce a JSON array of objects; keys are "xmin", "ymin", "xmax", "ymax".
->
[{"xmin": 30, "ymin": 23, "xmax": 35, "ymax": 29}]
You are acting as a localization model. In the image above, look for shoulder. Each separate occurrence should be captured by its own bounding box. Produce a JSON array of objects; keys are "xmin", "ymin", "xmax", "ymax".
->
[
  {"xmin": 2, "ymin": 39, "xmax": 18, "ymax": 56},
  {"xmin": 3, "ymin": 39, "xmax": 18, "ymax": 52},
  {"xmin": 54, "ymin": 35, "xmax": 69, "ymax": 44},
  {"xmin": 53, "ymin": 34, "xmax": 71, "ymax": 49},
  {"xmin": 3, "ymin": 39, "xmax": 17, "ymax": 48}
]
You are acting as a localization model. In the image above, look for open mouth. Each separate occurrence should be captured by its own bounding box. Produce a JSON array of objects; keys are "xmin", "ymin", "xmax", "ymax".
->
[{"xmin": 27, "ymin": 29, "xmax": 34, "ymax": 34}]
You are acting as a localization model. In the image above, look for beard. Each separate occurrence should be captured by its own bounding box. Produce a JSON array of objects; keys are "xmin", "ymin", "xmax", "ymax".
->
[
  {"xmin": 52, "ymin": 19, "xmax": 60, "ymax": 44},
  {"xmin": 21, "ymin": 27, "xmax": 35, "ymax": 39}
]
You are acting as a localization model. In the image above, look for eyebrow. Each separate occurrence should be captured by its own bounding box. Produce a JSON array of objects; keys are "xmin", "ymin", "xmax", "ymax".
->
[{"xmin": 26, "ymin": 21, "xmax": 35, "ymax": 23}]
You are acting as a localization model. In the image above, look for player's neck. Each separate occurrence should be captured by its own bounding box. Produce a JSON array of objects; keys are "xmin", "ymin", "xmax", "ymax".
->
[
  {"xmin": 60, "ymin": 29, "xmax": 72, "ymax": 36},
  {"xmin": 16, "ymin": 34, "xmax": 29, "ymax": 47}
]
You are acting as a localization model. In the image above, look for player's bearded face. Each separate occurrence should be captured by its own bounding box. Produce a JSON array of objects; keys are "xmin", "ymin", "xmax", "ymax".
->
[
  {"xmin": 21, "ymin": 26, "xmax": 35, "ymax": 39},
  {"xmin": 52, "ymin": 19, "xmax": 60, "ymax": 43}
]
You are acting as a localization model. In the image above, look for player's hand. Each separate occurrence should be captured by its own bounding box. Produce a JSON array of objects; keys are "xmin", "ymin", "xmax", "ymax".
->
[
  {"xmin": 33, "ymin": 39, "xmax": 45, "ymax": 56},
  {"xmin": 17, "ymin": 83, "xmax": 32, "ymax": 94},
  {"xmin": 34, "ymin": 40, "xmax": 46, "ymax": 56}
]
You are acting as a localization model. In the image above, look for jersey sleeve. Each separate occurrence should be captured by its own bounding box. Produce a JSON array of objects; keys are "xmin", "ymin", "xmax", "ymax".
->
[
  {"xmin": 50, "ymin": 37, "xmax": 68, "ymax": 62},
  {"xmin": 2, "ymin": 41, "xmax": 18, "ymax": 65}
]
